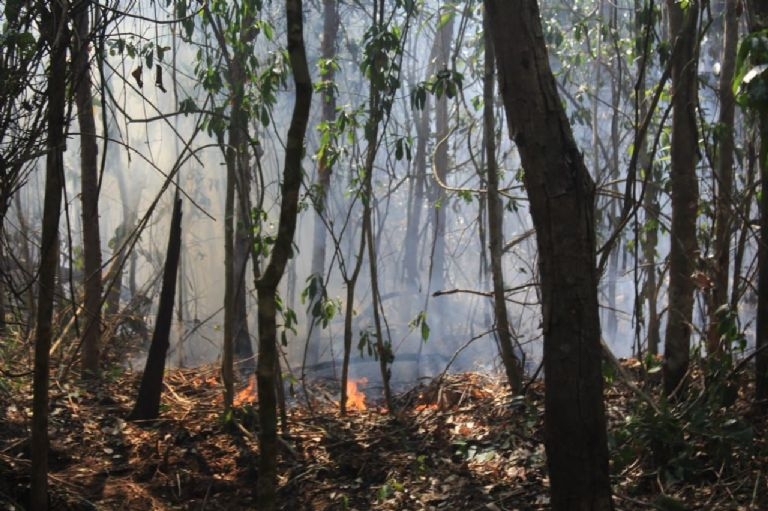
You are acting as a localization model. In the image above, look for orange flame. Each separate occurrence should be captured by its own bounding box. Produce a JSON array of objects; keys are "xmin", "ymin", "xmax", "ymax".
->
[
  {"xmin": 345, "ymin": 377, "xmax": 368, "ymax": 411},
  {"xmin": 234, "ymin": 374, "xmax": 258, "ymax": 407}
]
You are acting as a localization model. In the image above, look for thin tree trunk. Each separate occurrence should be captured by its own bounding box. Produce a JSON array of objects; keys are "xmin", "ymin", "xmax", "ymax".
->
[
  {"xmin": 340, "ymin": 236, "xmax": 365, "ymax": 415},
  {"xmin": 403, "ymin": 97, "xmax": 429, "ymax": 285},
  {"xmin": 104, "ymin": 168, "xmax": 137, "ymax": 319},
  {"xmin": 663, "ymin": 0, "xmax": 700, "ymax": 397},
  {"xmin": 606, "ymin": 1, "xmax": 622, "ymax": 343},
  {"xmin": 485, "ymin": 0, "xmax": 614, "ymax": 508},
  {"xmin": 31, "ymin": 4, "xmax": 68, "ymax": 507},
  {"xmin": 0, "ymin": 238, "xmax": 5, "ymax": 336},
  {"xmin": 222, "ymin": 127, "xmax": 236, "ymax": 409},
  {"xmin": 430, "ymin": 9, "xmax": 453, "ymax": 295},
  {"xmin": 634, "ymin": 0, "xmax": 661, "ymax": 356},
  {"xmin": 706, "ymin": 0, "xmax": 738, "ymax": 357},
  {"xmin": 731, "ymin": 141, "xmax": 755, "ymax": 313},
  {"xmin": 73, "ymin": 0, "xmax": 102, "ymax": 379},
  {"xmin": 482, "ymin": 8, "xmax": 522, "ymax": 393},
  {"xmin": 256, "ymin": 1, "xmax": 311, "ymax": 506},
  {"xmin": 306, "ymin": 0, "xmax": 339, "ymax": 368}
]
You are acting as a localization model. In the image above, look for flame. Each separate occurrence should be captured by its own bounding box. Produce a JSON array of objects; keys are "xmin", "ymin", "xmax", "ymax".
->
[
  {"xmin": 234, "ymin": 374, "xmax": 258, "ymax": 407},
  {"xmin": 345, "ymin": 377, "xmax": 368, "ymax": 411}
]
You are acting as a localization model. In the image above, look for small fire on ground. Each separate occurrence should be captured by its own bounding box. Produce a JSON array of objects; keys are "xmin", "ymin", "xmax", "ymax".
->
[
  {"xmin": 345, "ymin": 377, "xmax": 368, "ymax": 411},
  {"xmin": 234, "ymin": 374, "xmax": 257, "ymax": 407}
]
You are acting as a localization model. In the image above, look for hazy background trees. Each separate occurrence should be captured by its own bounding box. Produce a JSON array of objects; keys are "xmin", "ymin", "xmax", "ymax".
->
[{"xmin": 2, "ymin": 0, "xmax": 767, "ymax": 506}]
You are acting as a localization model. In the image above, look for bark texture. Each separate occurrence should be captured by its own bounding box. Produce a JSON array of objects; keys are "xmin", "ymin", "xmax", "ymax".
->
[
  {"xmin": 255, "ymin": 0, "xmax": 311, "ymax": 507},
  {"xmin": 482, "ymin": 8, "xmax": 522, "ymax": 393},
  {"xmin": 485, "ymin": 1, "xmax": 613, "ymax": 509},
  {"xmin": 72, "ymin": 0, "xmax": 103, "ymax": 378},
  {"xmin": 746, "ymin": 0, "xmax": 768, "ymax": 403},
  {"xmin": 31, "ymin": 4, "xmax": 69, "ymax": 507},
  {"xmin": 706, "ymin": 0, "xmax": 737, "ymax": 357},
  {"xmin": 663, "ymin": 0, "xmax": 700, "ymax": 396}
]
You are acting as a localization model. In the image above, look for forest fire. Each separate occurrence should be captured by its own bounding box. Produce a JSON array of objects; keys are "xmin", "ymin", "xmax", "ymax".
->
[
  {"xmin": 234, "ymin": 374, "xmax": 257, "ymax": 407},
  {"xmin": 345, "ymin": 378, "xmax": 368, "ymax": 411}
]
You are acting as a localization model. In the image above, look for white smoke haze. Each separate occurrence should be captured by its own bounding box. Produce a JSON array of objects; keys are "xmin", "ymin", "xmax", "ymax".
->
[{"xmin": 4, "ymin": 0, "xmax": 758, "ymax": 394}]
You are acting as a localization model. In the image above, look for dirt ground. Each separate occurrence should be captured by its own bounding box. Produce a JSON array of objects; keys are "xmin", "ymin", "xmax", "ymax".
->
[{"xmin": 1, "ymin": 363, "xmax": 766, "ymax": 510}]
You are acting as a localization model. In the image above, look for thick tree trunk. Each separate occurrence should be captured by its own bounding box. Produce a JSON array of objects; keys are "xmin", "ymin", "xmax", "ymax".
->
[
  {"xmin": 127, "ymin": 196, "xmax": 182, "ymax": 421},
  {"xmin": 745, "ymin": 0, "xmax": 768, "ymax": 405},
  {"xmin": 663, "ymin": 0, "xmax": 700, "ymax": 397},
  {"xmin": 485, "ymin": 1, "xmax": 613, "ymax": 509},
  {"xmin": 73, "ymin": 0, "xmax": 103, "ymax": 379},
  {"xmin": 31, "ymin": 5, "xmax": 69, "ymax": 507},
  {"xmin": 256, "ymin": 1, "xmax": 311, "ymax": 507},
  {"xmin": 757, "ymin": 115, "xmax": 768, "ymax": 402},
  {"xmin": 482, "ymin": 9, "xmax": 522, "ymax": 393}
]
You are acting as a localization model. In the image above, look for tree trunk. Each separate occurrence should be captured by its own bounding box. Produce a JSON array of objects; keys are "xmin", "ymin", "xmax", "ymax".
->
[
  {"xmin": 707, "ymin": 0, "xmax": 738, "ymax": 358},
  {"xmin": 485, "ymin": 1, "xmax": 614, "ymax": 509},
  {"xmin": 482, "ymin": 8, "xmax": 522, "ymax": 393},
  {"xmin": 403, "ymin": 95, "xmax": 429, "ymax": 285},
  {"xmin": 634, "ymin": 0, "xmax": 661, "ymax": 357},
  {"xmin": 255, "ymin": 1, "xmax": 311, "ymax": 507},
  {"xmin": 127, "ymin": 196, "xmax": 182, "ymax": 421},
  {"xmin": 663, "ymin": 0, "xmax": 700, "ymax": 397},
  {"xmin": 306, "ymin": 0, "xmax": 339, "ymax": 368},
  {"xmin": 72, "ymin": 0, "xmax": 102, "ymax": 379},
  {"xmin": 757, "ymin": 115, "xmax": 768, "ymax": 403},
  {"xmin": 0, "ymin": 238, "xmax": 5, "ymax": 336},
  {"xmin": 222, "ymin": 127, "xmax": 236, "ymax": 408},
  {"xmin": 31, "ymin": 4, "xmax": 69, "ymax": 507},
  {"xmin": 430, "ymin": 8, "xmax": 453, "ymax": 296},
  {"xmin": 744, "ymin": 0, "xmax": 768, "ymax": 405},
  {"xmin": 233, "ymin": 217, "xmax": 254, "ymax": 367}
]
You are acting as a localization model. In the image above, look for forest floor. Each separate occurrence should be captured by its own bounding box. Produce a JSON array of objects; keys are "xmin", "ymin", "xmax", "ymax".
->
[{"xmin": 1, "ymin": 358, "xmax": 767, "ymax": 510}]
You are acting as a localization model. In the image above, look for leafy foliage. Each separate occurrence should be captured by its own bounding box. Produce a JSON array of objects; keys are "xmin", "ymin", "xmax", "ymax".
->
[{"xmin": 734, "ymin": 29, "xmax": 768, "ymax": 112}]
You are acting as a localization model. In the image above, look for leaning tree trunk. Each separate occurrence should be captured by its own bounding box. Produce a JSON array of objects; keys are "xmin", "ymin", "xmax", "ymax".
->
[
  {"xmin": 663, "ymin": 0, "xmax": 700, "ymax": 397},
  {"xmin": 127, "ymin": 196, "xmax": 182, "ymax": 421},
  {"xmin": 485, "ymin": 1, "xmax": 614, "ymax": 509},
  {"xmin": 255, "ymin": 1, "xmax": 311, "ymax": 508},
  {"xmin": 31, "ymin": 4, "xmax": 69, "ymax": 508},
  {"xmin": 72, "ymin": 0, "xmax": 103, "ymax": 379}
]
